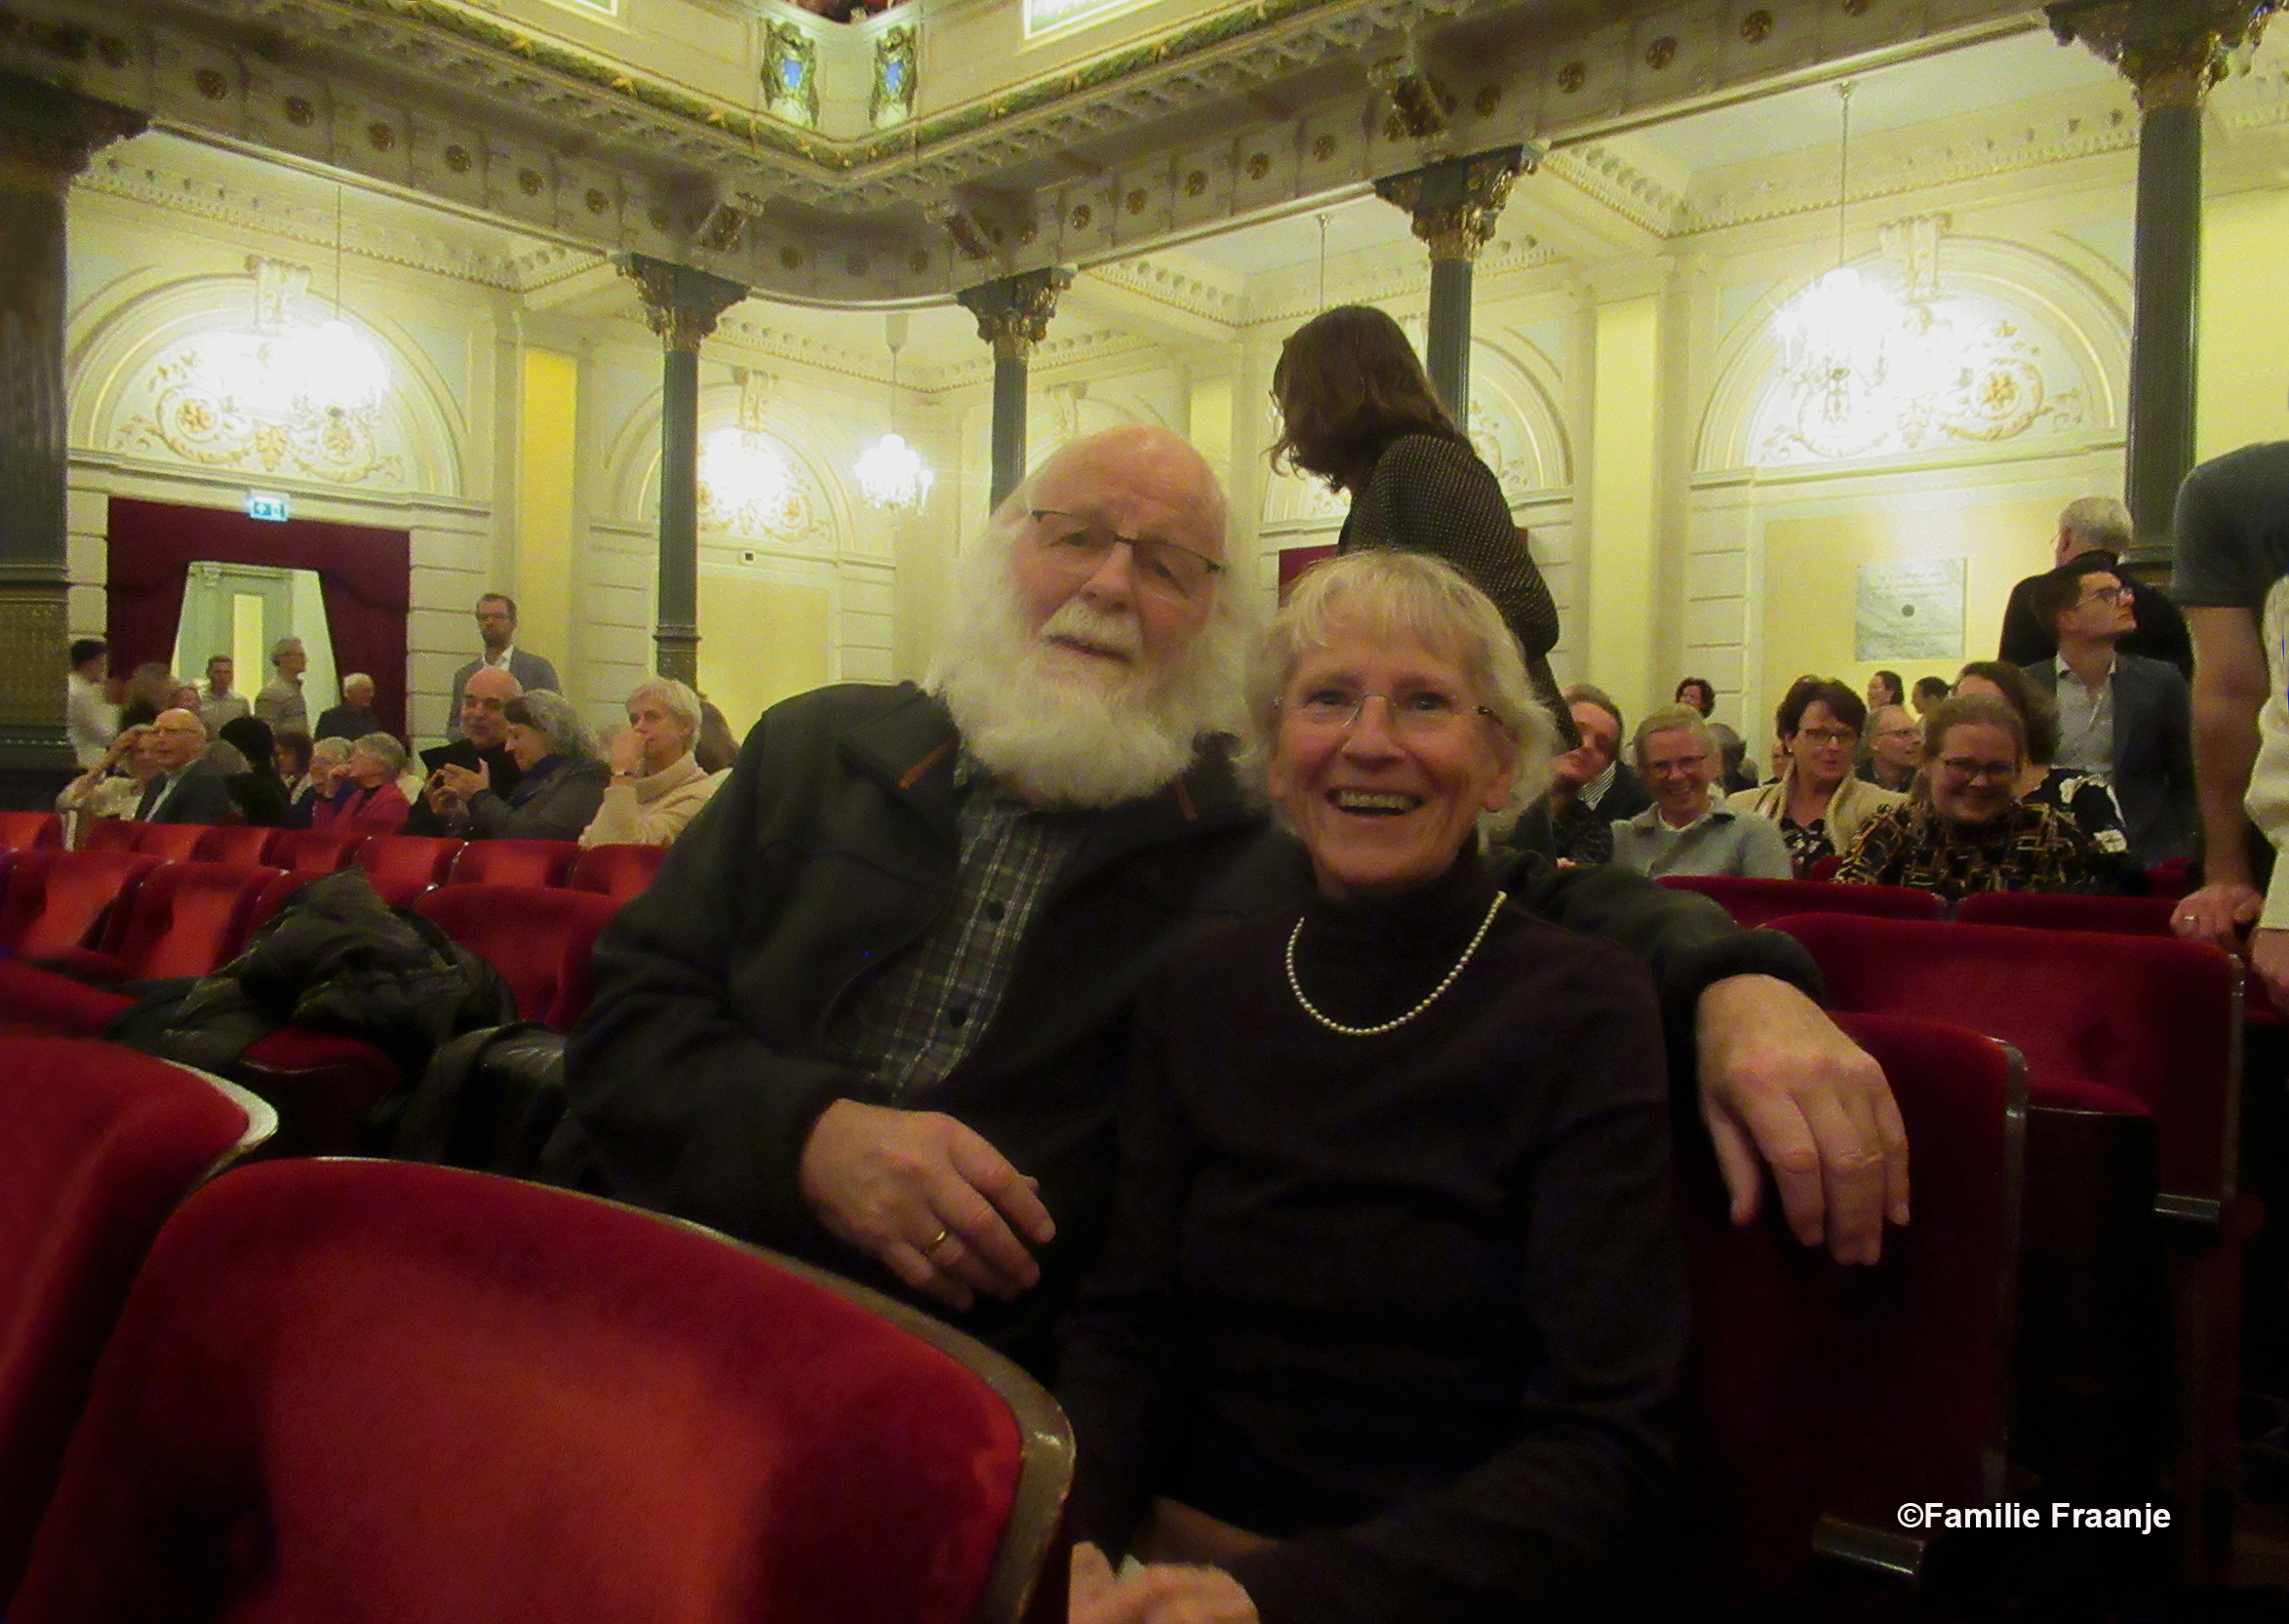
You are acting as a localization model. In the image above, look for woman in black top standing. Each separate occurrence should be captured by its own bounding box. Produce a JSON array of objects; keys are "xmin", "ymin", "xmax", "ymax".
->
[{"xmin": 1272, "ymin": 304, "xmax": 1570, "ymax": 741}]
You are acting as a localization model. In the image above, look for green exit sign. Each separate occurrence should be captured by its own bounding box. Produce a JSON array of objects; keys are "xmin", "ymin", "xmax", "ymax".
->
[{"xmin": 246, "ymin": 491, "xmax": 290, "ymax": 523}]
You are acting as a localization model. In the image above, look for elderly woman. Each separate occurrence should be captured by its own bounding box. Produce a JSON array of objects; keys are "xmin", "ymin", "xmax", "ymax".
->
[
  {"xmin": 435, "ymin": 690, "xmax": 608, "ymax": 842},
  {"xmin": 1835, "ymin": 693, "xmax": 2113, "ymax": 897},
  {"xmin": 288, "ymin": 736, "xmax": 353, "ymax": 829},
  {"xmin": 1726, "ymin": 677, "xmax": 1904, "ymax": 876},
  {"xmin": 1272, "ymin": 305, "xmax": 1570, "ymax": 744},
  {"xmin": 1059, "ymin": 551, "xmax": 1681, "ymax": 1624},
  {"xmin": 57, "ymin": 724, "xmax": 158, "ymax": 839},
  {"xmin": 1608, "ymin": 705, "xmax": 1791, "ymax": 880},
  {"xmin": 313, "ymin": 732, "xmax": 414, "ymax": 833},
  {"xmin": 580, "ymin": 677, "xmax": 722, "ymax": 848}
]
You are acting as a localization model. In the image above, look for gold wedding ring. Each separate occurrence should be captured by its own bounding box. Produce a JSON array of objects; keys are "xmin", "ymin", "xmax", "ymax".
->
[{"xmin": 925, "ymin": 1226, "xmax": 952, "ymax": 1252}]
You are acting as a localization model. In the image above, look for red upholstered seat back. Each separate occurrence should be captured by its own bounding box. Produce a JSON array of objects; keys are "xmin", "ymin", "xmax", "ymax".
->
[
  {"xmin": 0, "ymin": 852, "xmax": 162, "ymax": 961},
  {"xmin": 189, "ymin": 824, "xmax": 275, "ymax": 866},
  {"xmin": 11, "ymin": 1161, "xmax": 1052, "ymax": 1624},
  {"xmin": 1656, "ymin": 874, "xmax": 1943, "ymax": 928},
  {"xmin": 569, "ymin": 842, "xmax": 668, "ymax": 901},
  {"xmin": 1681, "ymin": 1012, "xmax": 2021, "ymax": 1599},
  {"xmin": 353, "ymin": 835, "xmax": 461, "ymax": 905},
  {"xmin": 129, "ymin": 823, "xmax": 207, "ymax": 861},
  {"xmin": 1772, "ymin": 912, "xmax": 2237, "ymax": 1201},
  {"xmin": 0, "ymin": 812, "xmax": 61, "ymax": 853},
  {"xmin": 0, "ymin": 1038, "xmax": 258, "ymax": 1599},
  {"xmin": 1954, "ymin": 891, "xmax": 2175, "ymax": 936},
  {"xmin": 414, "ymin": 884, "xmax": 621, "ymax": 1025},
  {"xmin": 108, "ymin": 863, "xmax": 286, "ymax": 982},
  {"xmin": 76, "ymin": 820, "xmax": 140, "ymax": 854},
  {"xmin": 449, "ymin": 838, "xmax": 578, "ymax": 889},
  {"xmin": 264, "ymin": 827, "xmax": 369, "ymax": 878}
]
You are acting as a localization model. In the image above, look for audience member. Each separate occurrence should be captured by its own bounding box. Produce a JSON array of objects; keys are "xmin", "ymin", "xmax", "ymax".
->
[
  {"xmin": 1865, "ymin": 670, "xmax": 1905, "ymax": 714},
  {"xmin": 1545, "ymin": 684, "xmax": 1651, "ymax": 865},
  {"xmin": 274, "ymin": 733, "xmax": 319, "ymax": 826},
  {"xmin": 1728, "ymin": 678, "xmax": 1903, "ymax": 875},
  {"xmin": 1836, "ymin": 694, "xmax": 2113, "ymax": 897},
  {"xmin": 2172, "ymin": 439, "xmax": 2289, "ymax": 963},
  {"xmin": 549, "ymin": 426, "xmax": 1906, "ymax": 1379},
  {"xmin": 447, "ymin": 593, "xmax": 561, "ymax": 738},
  {"xmin": 315, "ymin": 733, "xmax": 415, "ymax": 833},
  {"xmin": 1609, "ymin": 705, "xmax": 1790, "ymax": 880},
  {"xmin": 1675, "ymin": 676, "xmax": 1717, "ymax": 717},
  {"xmin": 116, "ymin": 661, "xmax": 176, "ymax": 731},
  {"xmin": 436, "ymin": 690, "xmax": 606, "ymax": 841},
  {"xmin": 1707, "ymin": 720, "xmax": 1756, "ymax": 794},
  {"xmin": 581, "ymin": 678, "xmax": 721, "ymax": 848},
  {"xmin": 297, "ymin": 737, "xmax": 354, "ymax": 828},
  {"xmin": 1059, "ymin": 551, "xmax": 1679, "ymax": 1623},
  {"xmin": 1997, "ymin": 495, "xmax": 2192, "ymax": 676},
  {"xmin": 66, "ymin": 637, "xmax": 115, "ymax": 769},
  {"xmin": 315, "ymin": 672, "xmax": 385, "ymax": 743},
  {"xmin": 1857, "ymin": 704, "xmax": 1921, "ymax": 793},
  {"xmin": 2025, "ymin": 558, "xmax": 2195, "ymax": 865},
  {"xmin": 218, "ymin": 715, "xmax": 288, "ymax": 826},
  {"xmin": 693, "ymin": 700, "xmax": 737, "ymax": 777},
  {"xmin": 196, "ymin": 654, "xmax": 249, "ymax": 734},
  {"xmin": 1910, "ymin": 675, "xmax": 1950, "ymax": 718},
  {"xmin": 407, "ymin": 667, "xmax": 523, "ymax": 835},
  {"xmin": 133, "ymin": 709, "xmax": 234, "ymax": 824},
  {"xmin": 1271, "ymin": 304, "xmax": 1569, "ymax": 742},
  {"xmin": 1954, "ymin": 659, "xmax": 2133, "ymax": 869},
  {"xmin": 255, "ymin": 636, "xmax": 309, "ymax": 738},
  {"xmin": 57, "ymin": 724, "xmax": 155, "ymax": 832}
]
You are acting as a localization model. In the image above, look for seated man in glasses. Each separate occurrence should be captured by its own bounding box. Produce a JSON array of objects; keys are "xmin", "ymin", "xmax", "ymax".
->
[
  {"xmin": 1835, "ymin": 693, "xmax": 2118, "ymax": 897},
  {"xmin": 550, "ymin": 425, "xmax": 1911, "ymax": 1371}
]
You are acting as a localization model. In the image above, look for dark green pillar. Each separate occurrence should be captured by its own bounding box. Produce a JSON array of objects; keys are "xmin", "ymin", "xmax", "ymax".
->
[
  {"xmin": 958, "ymin": 268, "xmax": 1072, "ymax": 510},
  {"xmin": 1373, "ymin": 146, "xmax": 1535, "ymax": 421}
]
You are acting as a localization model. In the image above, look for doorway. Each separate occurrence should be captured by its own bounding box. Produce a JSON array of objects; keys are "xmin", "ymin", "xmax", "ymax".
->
[{"xmin": 171, "ymin": 562, "xmax": 338, "ymax": 715}]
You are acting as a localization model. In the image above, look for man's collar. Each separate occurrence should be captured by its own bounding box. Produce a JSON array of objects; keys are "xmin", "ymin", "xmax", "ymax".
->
[
  {"xmin": 1583, "ymin": 761, "xmax": 1618, "ymax": 805},
  {"xmin": 1632, "ymin": 801, "xmax": 1724, "ymax": 832},
  {"xmin": 482, "ymin": 646, "xmax": 515, "ymax": 668}
]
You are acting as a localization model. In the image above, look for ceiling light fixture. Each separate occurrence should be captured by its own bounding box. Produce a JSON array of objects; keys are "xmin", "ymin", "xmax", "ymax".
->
[
  {"xmin": 855, "ymin": 313, "xmax": 934, "ymax": 513},
  {"xmin": 1771, "ymin": 81, "xmax": 1910, "ymax": 424},
  {"xmin": 288, "ymin": 186, "xmax": 387, "ymax": 418}
]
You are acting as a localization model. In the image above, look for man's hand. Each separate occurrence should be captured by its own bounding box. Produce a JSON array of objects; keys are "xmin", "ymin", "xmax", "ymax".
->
[
  {"xmin": 1695, "ymin": 973, "xmax": 1910, "ymax": 1265},
  {"xmin": 1069, "ymin": 1546, "xmax": 1258, "ymax": 1624},
  {"xmin": 2174, "ymin": 882, "xmax": 2262, "ymax": 953},
  {"xmin": 797, "ymin": 1100, "xmax": 1055, "ymax": 1314},
  {"xmin": 435, "ymin": 762, "xmax": 488, "ymax": 801}
]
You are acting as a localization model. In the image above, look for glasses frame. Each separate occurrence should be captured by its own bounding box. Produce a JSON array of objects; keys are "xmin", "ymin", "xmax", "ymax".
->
[
  {"xmin": 1279, "ymin": 689, "xmax": 1498, "ymax": 738},
  {"xmin": 1027, "ymin": 508, "xmax": 1224, "ymax": 600}
]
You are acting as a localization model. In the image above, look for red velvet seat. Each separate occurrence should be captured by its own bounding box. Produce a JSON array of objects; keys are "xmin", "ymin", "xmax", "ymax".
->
[
  {"xmin": 1954, "ymin": 891, "xmax": 2284, "ymax": 1025},
  {"xmin": 414, "ymin": 885, "xmax": 621, "ymax": 1026},
  {"xmin": 75, "ymin": 819, "xmax": 140, "ymax": 855},
  {"xmin": 448, "ymin": 838, "xmax": 579, "ymax": 889},
  {"xmin": 0, "ymin": 852, "xmax": 162, "ymax": 962},
  {"xmin": 0, "ymin": 1038, "xmax": 271, "ymax": 1599},
  {"xmin": 1656, "ymin": 874, "xmax": 1943, "ymax": 929},
  {"xmin": 0, "ymin": 812, "xmax": 61, "ymax": 853},
  {"xmin": 127, "ymin": 823, "xmax": 208, "ymax": 862},
  {"xmin": 353, "ymin": 834, "xmax": 461, "ymax": 907},
  {"xmin": 265, "ymin": 826, "xmax": 371, "ymax": 878},
  {"xmin": 59, "ymin": 862, "xmax": 285, "ymax": 984},
  {"xmin": 10, "ymin": 1160, "xmax": 1073, "ymax": 1624},
  {"xmin": 569, "ymin": 842, "xmax": 667, "ymax": 901},
  {"xmin": 189, "ymin": 824, "xmax": 275, "ymax": 866},
  {"xmin": 1681, "ymin": 1012, "xmax": 2023, "ymax": 1602}
]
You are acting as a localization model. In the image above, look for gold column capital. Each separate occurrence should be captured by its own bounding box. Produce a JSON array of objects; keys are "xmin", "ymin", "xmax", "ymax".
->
[
  {"xmin": 0, "ymin": 76, "xmax": 145, "ymax": 192},
  {"xmin": 1373, "ymin": 145, "xmax": 1541, "ymax": 264},
  {"xmin": 612, "ymin": 253, "xmax": 749, "ymax": 353},
  {"xmin": 957, "ymin": 267, "xmax": 1074, "ymax": 363},
  {"xmin": 2045, "ymin": 0, "xmax": 2275, "ymax": 110}
]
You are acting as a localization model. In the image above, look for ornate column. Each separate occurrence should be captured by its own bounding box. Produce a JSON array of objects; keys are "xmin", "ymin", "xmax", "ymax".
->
[
  {"xmin": 958, "ymin": 268, "xmax": 1072, "ymax": 510},
  {"xmin": 2047, "ymin": 0, "xmax": 2274, "ymax": 578},
  {"xmin": 613, "ymin": 254, "xmax": 747, "ymax": 687},
  {"xmin": 1373, "ymin": 145, "xmax": 1536, "ymax": 420},
  {"xmin": 0, "ymin": 78, "xmax": 142, "ymax": 799}
]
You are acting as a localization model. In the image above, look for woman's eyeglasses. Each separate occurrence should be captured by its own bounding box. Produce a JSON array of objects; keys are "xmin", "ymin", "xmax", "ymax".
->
[{"xmin": 1283, "ymin": 689, "xmax": 1494, "ymax": 736}]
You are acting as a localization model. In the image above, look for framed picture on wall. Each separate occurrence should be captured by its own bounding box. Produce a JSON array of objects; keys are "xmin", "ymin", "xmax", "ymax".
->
[{"xmin": 1855, "ymin": 558, "xmax": 1965, "ymax": 661}]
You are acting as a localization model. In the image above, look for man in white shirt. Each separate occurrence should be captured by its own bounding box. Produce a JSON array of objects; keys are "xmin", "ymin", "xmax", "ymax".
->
[
  {"xmin": 1609, "ymin": 705, "xmax": 1793, "ymax": 880},
  {"xmin": 65, "ymin": 638, "xmax": 115, "ymax": 770},
  {"xmin": 196, "ymin": 654, "xmax": 250, "ymax": 734}
]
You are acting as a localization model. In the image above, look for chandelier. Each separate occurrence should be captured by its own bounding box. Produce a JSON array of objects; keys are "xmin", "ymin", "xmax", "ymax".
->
[
  {"xmin": 699, "ymin": 425, "xmax": 796, "ymax": 526},
  {"xmin": 1771, "ymin": 82, "xmax": 1912, "ymax": 420},
  {"xmin": 220, "ymin": 189, "xmax": 388, "ymax": 424},
  {"xmin": 855, "ymin": 315, "xmax": 934, "ymax": 513}
]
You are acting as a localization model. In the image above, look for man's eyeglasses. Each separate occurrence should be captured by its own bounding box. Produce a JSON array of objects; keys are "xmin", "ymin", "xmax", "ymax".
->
[
  {"xmin": 1283, "ymin": 688, "xmax": 1494, "ymax": 737},
  {"xmin": 1938, "ymin": 756, "xmax": 2018, "ymax": 784},
  {"xmin": 2080, "ymin": 584, "xmax": 2134, "ymax": 608},
  {"xmin": 1029, "ymin": 510, "xmax": 1223, "ymax": 601}
]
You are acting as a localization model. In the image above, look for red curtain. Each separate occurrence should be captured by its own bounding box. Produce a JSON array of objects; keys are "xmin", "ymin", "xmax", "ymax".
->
[{"xmin": 104, "ymin": 498, "xmax": 410, "ymax": 739}]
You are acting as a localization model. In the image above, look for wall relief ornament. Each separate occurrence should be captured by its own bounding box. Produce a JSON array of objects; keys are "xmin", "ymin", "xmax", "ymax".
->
[{"xmin": 115, "ymin": 338, "xmax": 402, "ymax": 485}]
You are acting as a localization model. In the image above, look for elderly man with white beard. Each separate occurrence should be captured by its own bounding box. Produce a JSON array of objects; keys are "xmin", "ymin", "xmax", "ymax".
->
[{"xmin": 551, "ymin": 424, "xmax": 1907, "ymax": 1367}]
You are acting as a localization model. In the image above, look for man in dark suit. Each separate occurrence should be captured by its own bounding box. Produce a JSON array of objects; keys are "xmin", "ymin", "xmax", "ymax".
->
[
  {"xmin": 134, "ymin": 708, "xmax": 236, "ymax": 825},
  {"xmin": 313, "ymin": 672, "xmax": 385, "ymax": 743},
  {"xmin": 2027, "ymin": 560, "xmax": 2196, "ymax": 866},
  {"xmin": 404, "ymin": 665, "xmax": 523, "ymax": 835},
  {"xmin": 1544, "ymin": 683, "xmax": 1652, "ymax": 864},
  {"xmin": 446, "ymin": 593, "xmax": 561, "ymax": 738},
  {"xmin": 1997, "ymin": 495, "xmax": 2192, "ymax": 676}
]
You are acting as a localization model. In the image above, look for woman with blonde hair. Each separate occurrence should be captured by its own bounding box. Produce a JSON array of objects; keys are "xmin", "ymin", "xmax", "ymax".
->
[{"xmin": 581, "ymin": 677, "xmax": 721, "ymax": 848}]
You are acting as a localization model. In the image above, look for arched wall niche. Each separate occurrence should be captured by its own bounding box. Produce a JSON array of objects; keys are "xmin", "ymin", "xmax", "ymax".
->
[
  {"xmin": 1696, "ymin": 230, "xmax": 2127, "ymax": 475},
  {"xmin": 604, "ymin": 375, "xmax": 859, "ymax": 554},
  {"xmin": 68, "ymin": 267, "xmax": 467, "ymax": 498}
]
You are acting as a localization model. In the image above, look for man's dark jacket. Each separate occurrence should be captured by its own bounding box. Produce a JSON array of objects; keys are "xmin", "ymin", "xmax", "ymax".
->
[
  {"xmin": 314, "ymin": 703, "xmax": 385, "ymax": 742},
  {"xmin": 1998, "ymin": 550, "xmax": 2193, "ymax": 676},
  {"xmin": 402, "ymin": 740, "xmax": 520, "ymax": 836},
  {"xmin": 549, "ymin": 683, "xmax": 1820, "ymax": 1362},
  {"xmin": 2027, "ymin": 653, "xmax": 2197, "ymax": 865},
  {"xmin": 137, "ymin": 760, "xmax": 235, "ymax": 825}
]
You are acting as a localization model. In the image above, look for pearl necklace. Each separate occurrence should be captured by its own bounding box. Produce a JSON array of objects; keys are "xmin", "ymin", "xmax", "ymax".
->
[{"xmin": 1284, "ymin": 890, "xmax": 1508, "ymax": 1038}]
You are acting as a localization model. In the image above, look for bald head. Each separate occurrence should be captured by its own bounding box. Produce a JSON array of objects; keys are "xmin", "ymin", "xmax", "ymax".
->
[
  {"xmin": 147, "ymin": 707, "xmax": 207, "ymax": 772},
  {"xmin": 1019, "ymin": 424, "xmax": 1227, "ymax": 561},
  {"xmin": 458, "ymin": 664, "xmax": 522, "ymax": 749}
]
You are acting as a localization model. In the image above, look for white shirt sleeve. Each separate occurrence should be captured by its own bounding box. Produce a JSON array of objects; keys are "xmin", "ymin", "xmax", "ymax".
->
[{"xmin": 2246, "ymin": 576, "xmax": 2289, "ymax": 928}]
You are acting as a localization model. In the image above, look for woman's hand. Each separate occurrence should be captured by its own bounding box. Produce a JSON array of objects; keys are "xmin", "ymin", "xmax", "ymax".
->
[
  {"xmin": 608, "ymin": 727, "xmax": 649, "ymax": 777},
  {"xmin": 435, "ymin": 761, "xmax": 488, "ymax": 801},
  {"xmin": 1069, "ymin": 1545, "xmax": 1258, "ymax": 1624}
]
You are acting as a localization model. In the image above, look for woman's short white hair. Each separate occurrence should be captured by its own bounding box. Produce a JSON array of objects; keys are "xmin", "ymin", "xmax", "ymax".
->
[
  {"xmin": 312, "ymin": 736, "xmax": 354, "ymax": 764},
  {"xmin": 1247, "ymin": 550, "xmax": 1557, "ymax": 831},
  {"xmin": 625, "ymin": 676, "xmax": 703, "ymax": 737},
  {"xmin": 352, "ymin": 732, "xmax": 408, "ymax": 775}
]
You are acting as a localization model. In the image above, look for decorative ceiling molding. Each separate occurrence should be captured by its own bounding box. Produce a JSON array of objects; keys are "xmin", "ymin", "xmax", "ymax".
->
[
  {"xmin": 1088, "ymin": 254, "xmax": 1246, "ymax": 326},
  {"xmin": 1545, "ymin": 144, "xmax": 1688, "ymax": 236}
]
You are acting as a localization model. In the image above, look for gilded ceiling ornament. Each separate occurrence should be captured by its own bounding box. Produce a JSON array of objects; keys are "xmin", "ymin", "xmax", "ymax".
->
[
  {"xmin": 1373, "ymin": 145, "xmax": 1535, "ymax": 263},
  {"xmin": 445, "ymin": 143, "xmax": 472, "ymax": 172},
  {"xmin": 1070, "ymin": 203, "xmax": 1093, "ymax": 228},
  {"xmin": 1125, "ymin": 188, "xmax": 1147, "ymax": 214},
  {"xmin": 1371, "ymin": 51, "xmax": 1450, "ymax": 142},
  {"xmin": 1558, "ymin": 60, "xmax": 1588, "ymax": 92},
  {"xmin": 196, "ymin": 68, "xmax": 228, "ymax": 99},
  {"xmin": 367, "ymin": 121, "xmax": 395, "ymax": 152},
  {"xmin": 614, "ymin": 253, "xmax": 749, "ymax": 353},
  {"xmin": 1183, "ymin": 170, "xmax": 1206, "ymax": 196},
  {"xmin": 585, "ymin": 187, "xmax": 610, "ymax": 214},
  {"xmin": 2045, "ymin": 0, "xmax": 2275, "ymax": 110},
  {"xmin": 1646, "ymin": 36, "xmax": 1678, "ymax": 68},
  {"xmin": 518, "ymin": 168, "xmax": 544, "ymax": 196},
  {"xmin": 957, "ymin": 266, "xmax": 1073, "ymax": 361},
  {"xmin": 779, "ymin": 245, "xmax": 803, "ymax": 269},
  {"xmin": 648, "ymin": 204, "xmax": 672, "ymax": 232},
  {"xmin": 1244, "ymin": 152, "xmax": 1271, "ymax": 179},
  {"xmin": 284, "ymin": 96, "xmax": 316, "ymax": 128},
  {"xmin": 1842, "ymin": 0, "xmax": 1874, "ymax": 15},
  {"xmin": 1741, "ymin": 10, "xmax": 1775, "ymax": 41},
  {"xmin": 908, "ymin": 249, "xmax": 931, "ymax": 271},
  {"xmin": 1313, "ymin": 135, "xmax": 1338, "ymax": 161},
  {"xmin": 1474, "ymin": 85, "xmax": 1502, "ymax": 116}
]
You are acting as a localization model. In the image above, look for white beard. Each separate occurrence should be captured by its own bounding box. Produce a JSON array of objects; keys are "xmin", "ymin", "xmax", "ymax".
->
[{"xmin": 931, "ymin": 567, "xmax": 1246, "ymax": 811}]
